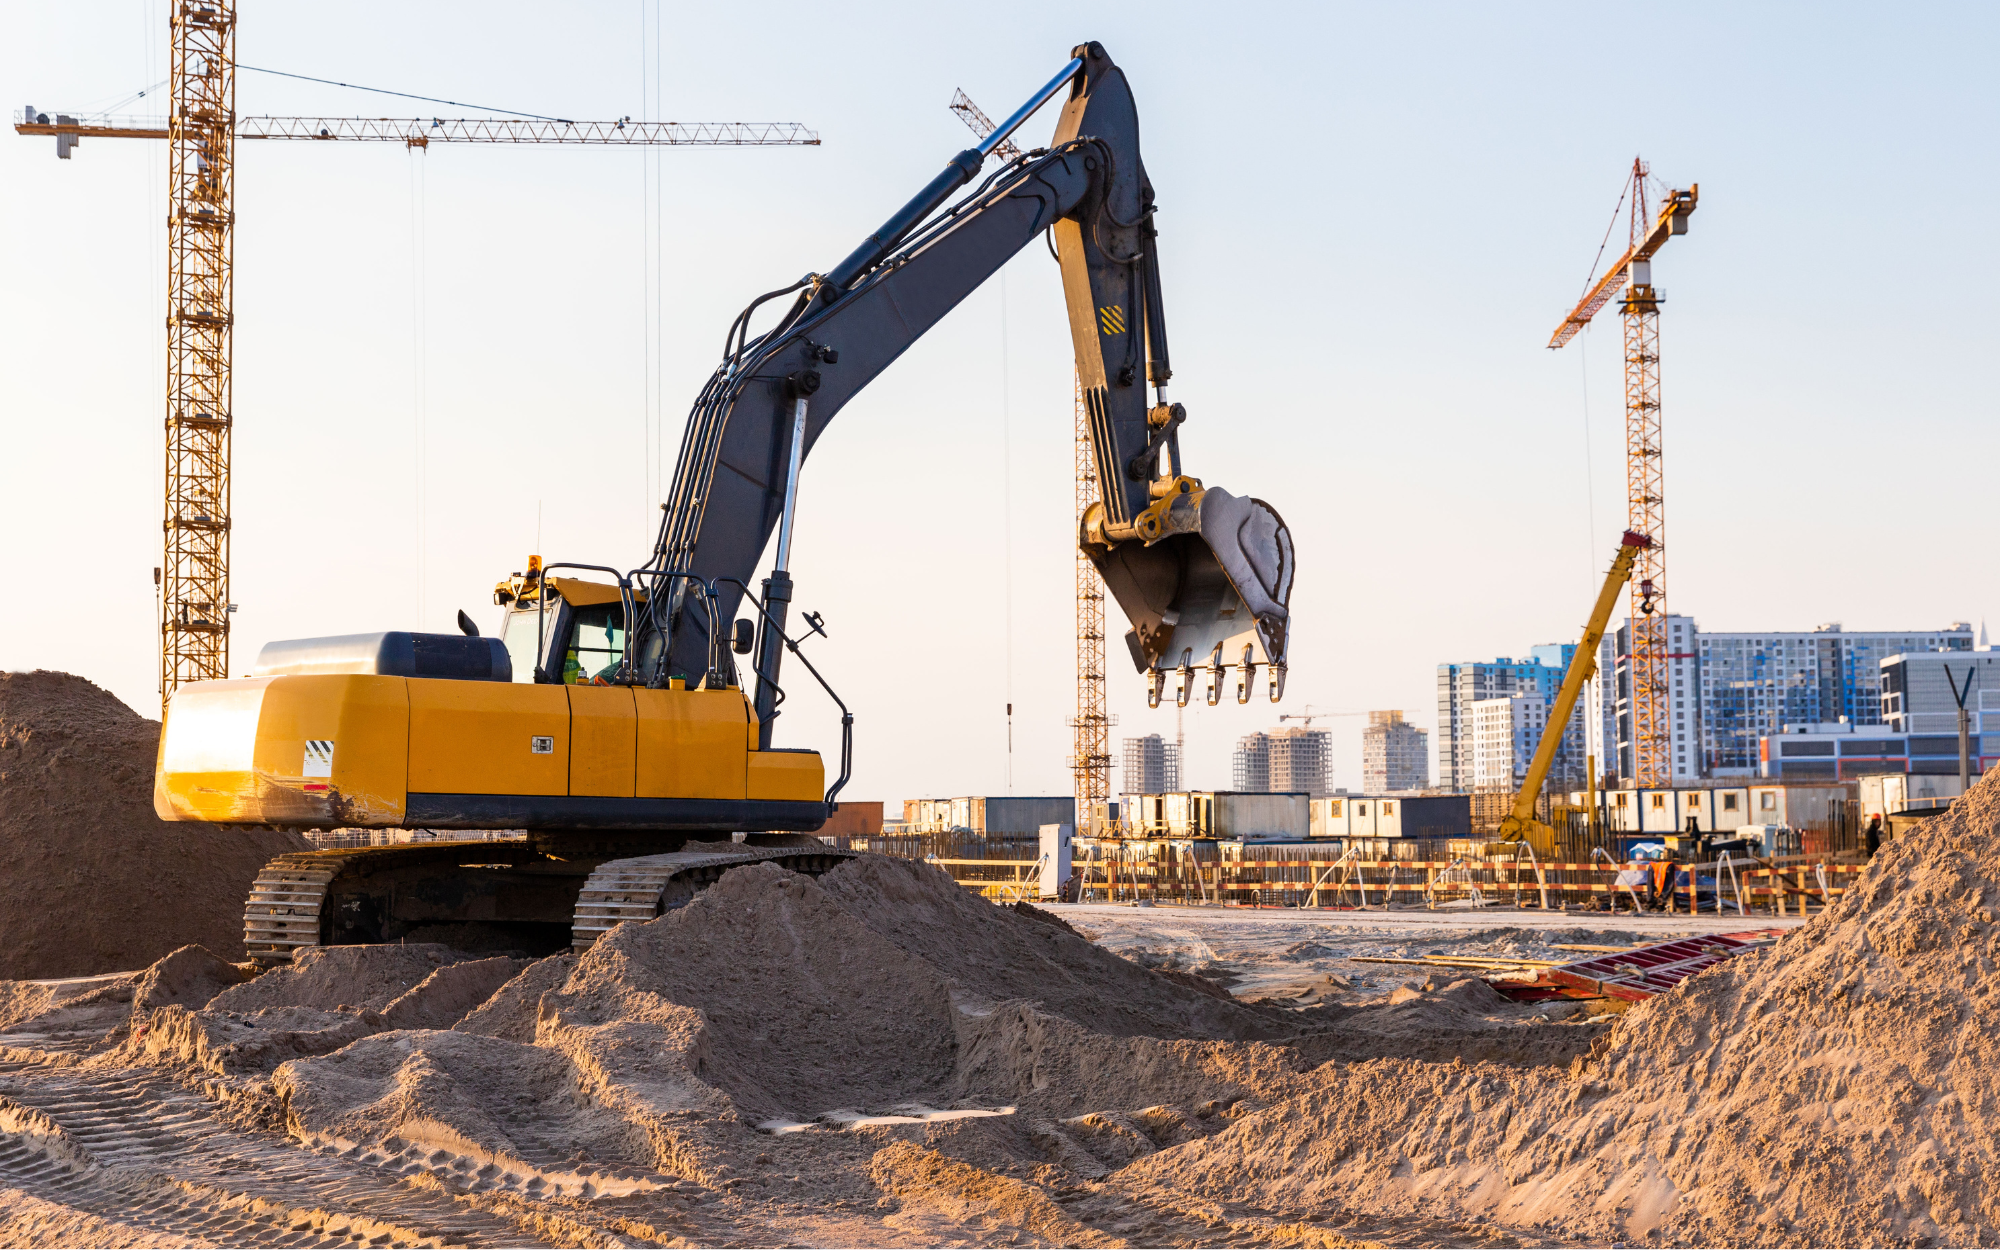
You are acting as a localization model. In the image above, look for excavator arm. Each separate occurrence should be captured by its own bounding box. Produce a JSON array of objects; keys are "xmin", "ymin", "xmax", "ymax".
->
[{"xmin": 647, "ymin": 43, "xmax": 1294, "ymax": 734}]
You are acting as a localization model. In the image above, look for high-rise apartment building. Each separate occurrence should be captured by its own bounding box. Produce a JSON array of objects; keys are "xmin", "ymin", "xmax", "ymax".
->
[
  {"xmin": 1437, "ymin": 646, "xmax": 1585, "ymax": 792},
  {"xmin": 1591, "ymin": 618, "xmax": 1974, "ymax": 780},
  {"xmin": 1120, "ymin": 734, "xmax": 1181, "ymax": 795},
  {"xmin": 1231, "ymin": 727, "xmax": 1332, "ymax": 796},
  {"xmin": 1361, "ymin": 710, "xmax": 1429, "ymax": 792},
  {"xmin": 1882, "ymin": 650, "xmax": 2000, "ymax": 736},
  {"xmin": 1471, "ymin": 694, "xmax": 1547, "ymax": 790}
]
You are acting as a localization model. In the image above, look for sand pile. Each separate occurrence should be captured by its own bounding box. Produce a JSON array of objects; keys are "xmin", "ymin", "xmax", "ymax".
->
[
  {"xmin": 0, "ymin": 851, "xmax": 1621, "ymax": 1245},
  {"xmin": 128, "ymin": 944, "xmax": 535, "ymax": 1076},
  {"xmin": 231, "ymin": 861, "xmax": 1294, "ymax": 1185},
  {"xmin": 0, "ymin": 670, "xmax": 311, "ymax": 978},
  {"xmin": 1114, "ymin": 770, "xmax": 2000, "ymax": 1245},
  {"xmin": 252, "ymin": 855, "xmax": 1596, "ymax": 1224}
]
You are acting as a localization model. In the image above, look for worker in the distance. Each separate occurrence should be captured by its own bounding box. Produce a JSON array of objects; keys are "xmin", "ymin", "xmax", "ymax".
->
[{"xmin": 1865, "ymin": 813, "xmax": 1883, "ymax": 859}]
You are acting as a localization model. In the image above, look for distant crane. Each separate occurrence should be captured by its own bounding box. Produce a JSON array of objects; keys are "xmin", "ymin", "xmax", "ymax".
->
[
  {"xmin": 17, "ymin": 0, "xmax": 817, "ymax": 701},
  {"xmin": 1278, "ymin": 706, "xmax": 1364, "ymax": 728},
  {"xmin": 949, "ymin": 84, "xmax": 1114, "ymax": 821},
  {"xmin": 1547, "ymin": 158, "xmax": 1697, "ymax": 788}
]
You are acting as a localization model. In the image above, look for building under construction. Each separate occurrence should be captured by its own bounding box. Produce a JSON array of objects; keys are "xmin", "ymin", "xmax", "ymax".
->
[
  {"xmin": 1121, "ymin": 733, "xmax": 1181, "ymax": 796},
  {"xmin": 1231, "ymin": 726, "xmax": 1333, "ymax": 797},
  {"xmin": 1361, "ymin": 710, "xmax": 1429, "ymax": 793}
]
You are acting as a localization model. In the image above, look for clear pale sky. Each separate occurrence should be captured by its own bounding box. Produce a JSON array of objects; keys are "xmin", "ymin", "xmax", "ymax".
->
[{"xmin": 4, "ymin": 2, "xmax": 1994, "ymax": 807}]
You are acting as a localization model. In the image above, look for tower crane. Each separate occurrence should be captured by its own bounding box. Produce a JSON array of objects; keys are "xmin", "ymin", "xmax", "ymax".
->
[
  {"xmin": 1547, "ymin": 158, "xmax": 1696, "ymax": 788},
  {"xmin": 948, "ymin": 87, "xmax": 1115, "ymax": 819},
  {"xmin": 16, "ymin": 0, "xmax": 817, "ymax": 703},
  {"xmin": 1278, "ymin": 707, "xmax": 1364, "ymax": 728}
]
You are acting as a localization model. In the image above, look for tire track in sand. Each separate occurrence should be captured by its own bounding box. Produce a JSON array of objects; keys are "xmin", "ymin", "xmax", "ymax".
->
[{"xmin": 0, "ymin": 1059, "xmax": 548, "ymax": 1247}]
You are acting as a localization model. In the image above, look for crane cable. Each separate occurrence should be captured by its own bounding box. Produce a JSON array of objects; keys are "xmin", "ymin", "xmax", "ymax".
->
[{"xmin": 236, "ymin": 63, "xmax": 571, "ymax": 123}]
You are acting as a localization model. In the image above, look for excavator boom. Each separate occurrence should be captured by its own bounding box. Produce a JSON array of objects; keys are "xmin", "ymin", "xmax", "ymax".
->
[{"xmin": 650, "ymin": 43, "xmax": 1294, "ymax": 719}]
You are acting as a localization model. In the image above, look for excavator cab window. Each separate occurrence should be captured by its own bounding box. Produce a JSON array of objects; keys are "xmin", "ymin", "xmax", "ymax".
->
[
  {"xmin": 499, "ymin": 608, "xmax": 546, "ymax": 684},
  {"xmin": 564, "ymin": 603, "xmax": 627, "ymax": 684}
]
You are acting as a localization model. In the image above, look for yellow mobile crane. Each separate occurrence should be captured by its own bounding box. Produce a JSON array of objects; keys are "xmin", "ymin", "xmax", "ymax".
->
[{"xmin": 1494, "ymin": 530, "xmax": 1653, "ymax": 856}]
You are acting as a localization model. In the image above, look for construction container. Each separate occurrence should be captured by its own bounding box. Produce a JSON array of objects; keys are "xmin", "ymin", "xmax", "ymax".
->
[
  {"xmin": 1311, "ymin": 794, "xmax": 1469, "ymax": 840},
  {"xmin": 972, "ymin": 796, "xmax": 1074, "ymax": 836},
  {"xmin": 820, "ymin": 801, "xmax": 884, "ymax": 839},
  {"xmin": 1194, "ymin": 791, "xmax": 1308, "ymax": 841},
  {"xmin": 1592, "ymin": 786, "xmax": 1755, "ymax": 834},
  {"xmin": 900, "ymin": 796, "xmax": 1074, "ymax": 836}
]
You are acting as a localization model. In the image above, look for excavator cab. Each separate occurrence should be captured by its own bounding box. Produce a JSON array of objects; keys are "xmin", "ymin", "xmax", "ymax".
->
[
  {"xmin": 493, "ymin": 571, "xmax": 749, "ymax": 690},
  {"xmin": 493, "ymin": 575, "xmax": 641, "ymax": 686}
]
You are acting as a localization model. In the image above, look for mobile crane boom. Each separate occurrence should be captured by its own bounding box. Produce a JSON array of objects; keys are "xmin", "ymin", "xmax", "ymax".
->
[{"xmin": 1497, "ymin": 530, "xmax": 1653, "ymax": 852}]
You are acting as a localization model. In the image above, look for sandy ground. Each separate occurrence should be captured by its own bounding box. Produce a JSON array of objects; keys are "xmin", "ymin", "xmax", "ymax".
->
[
  {"xmin": 0, "ymin": 860, "xmax": 1652, "ymax": 1249},
  {"xmin": 1053, "ymin": 903, "xmax": 1803, "ymax": 1003},
  {"xmin": 2, "ymin": 787, "xmax": 1992, "ymax": 1249}
]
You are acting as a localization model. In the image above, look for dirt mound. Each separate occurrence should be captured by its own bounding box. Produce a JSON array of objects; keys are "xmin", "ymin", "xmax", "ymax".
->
[
  {"xmin": 453, "ymin": 953, "xmax": 574, "ymax": 1043},
  {"xmin": 18, "ymin": 850, "xmax": 1680, "ymax": 1244},
  {"xmin": 1117, "ymin": 771, "xmax": 2000, "ymax": 1246},
  {"xmin": 816, "ymin": 854, "xmax": 1287, "ymax": 1040},
  {"xmin": 274, "ymin": 1028, "xmax": 661, "ymax": 1195},
  {"xmin": 131, "ymin": 944, "xmax": 253, "ymax": 1013},
  {"xmin": 117, "ymin": 946, "xmax": 528, "ymax": 1075},
  {"xmin": 543, "ymin": 861, "xmax": 961, "ymax": 1121},
  {"xmin": 208, "ymin": 943, "xmax": 470, "ymax": 1014},
  {"xmin": 0, "ymin": 670, "xmax": 311, "ymax": 978},
  {"xmin": 1283, "ymin": 973, "xmax": 1608, "ymax": 1068},
  {"xmin": 379, "ymin": 956, "xmax": 535, "ymax": 1031}
]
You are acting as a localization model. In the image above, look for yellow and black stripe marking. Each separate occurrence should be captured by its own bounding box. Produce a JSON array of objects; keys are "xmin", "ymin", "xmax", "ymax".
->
[{"xmin": 1098, "ymin": 304, "xmax": 1127, "ymax": 335}]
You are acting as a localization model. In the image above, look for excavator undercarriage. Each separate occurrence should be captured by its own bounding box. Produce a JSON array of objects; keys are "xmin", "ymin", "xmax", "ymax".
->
[{"xmin": 244, "ymin": 834, "xmax": 854, "ymax": 965}]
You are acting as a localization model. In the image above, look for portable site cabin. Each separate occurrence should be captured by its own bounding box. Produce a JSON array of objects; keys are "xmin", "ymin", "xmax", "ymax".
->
[
  {"xmin": 1309, "ymin": 794, "xmax": 1470, "ymax": 840},
  {"xmin": 902, "ymin": 796, "xmax": 1074, "ymax": 836},
  {"xmin": 1584, "ymin": 787, "xmax": 1754, "ymax": 834},
  {"xmin": 1112, "ymin": 791, "xmax": 1308, "ymax": 840}
]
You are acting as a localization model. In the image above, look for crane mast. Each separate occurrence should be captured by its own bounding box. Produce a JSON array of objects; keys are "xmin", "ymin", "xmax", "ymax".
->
[
  {"xmin": 950, "ymin": 88, "xmax": 1110, "ymax": 825},
  {"xmin": 1549, "ymin": 158, "xmax": 1696, "ymax": 788},
  {"xmin": 162, "ymin": 0, "xmax": 237, "ymax": 699}
]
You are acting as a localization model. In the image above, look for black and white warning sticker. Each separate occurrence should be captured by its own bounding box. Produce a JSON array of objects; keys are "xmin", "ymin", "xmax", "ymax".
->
[
  {"xmin": 531, "ymin": 736, "xmax": 555, "ymax": 754},
  {"xmin": 303, "ymin": 740, "xmax": 335, "ymax": 778}
]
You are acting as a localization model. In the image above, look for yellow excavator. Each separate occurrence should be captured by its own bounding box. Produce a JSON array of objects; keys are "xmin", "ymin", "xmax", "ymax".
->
[
  {"xmin": 153, "ymin": 43, "xmax": 1297, "ymax": 962},
  {"xmin": 1493, "ymin": 530, "xmax": 1653, "ymax": 856}
]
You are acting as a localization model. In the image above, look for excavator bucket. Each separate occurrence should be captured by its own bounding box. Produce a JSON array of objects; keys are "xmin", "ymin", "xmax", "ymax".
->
[{"xmin": 1082, "ymin": 486, "xmax": 1293, "ymax": 703}]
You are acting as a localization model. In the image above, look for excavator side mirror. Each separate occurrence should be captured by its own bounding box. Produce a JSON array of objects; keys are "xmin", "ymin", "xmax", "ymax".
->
[{"xmin": 732, "ymin": 618, "xmax": 755, "ymax": 654}]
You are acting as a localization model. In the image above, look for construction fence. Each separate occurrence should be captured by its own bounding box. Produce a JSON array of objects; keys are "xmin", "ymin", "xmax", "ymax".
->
[{"xmin": 829, "ymin": 812, "xmax": 1876, "ymax": 915}]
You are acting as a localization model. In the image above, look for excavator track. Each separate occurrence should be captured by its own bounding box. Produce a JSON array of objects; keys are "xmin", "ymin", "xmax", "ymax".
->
[
  {"xmin": 245, "ymin": 840, "xmax": 855, "ymax": 965},
  {"xmin": 570, "ymin": 845, "xmax": 856, "ymax": 952}
]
